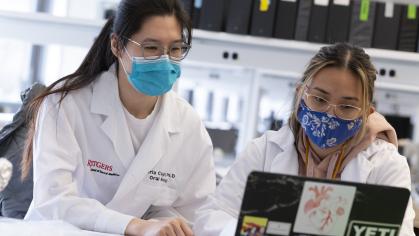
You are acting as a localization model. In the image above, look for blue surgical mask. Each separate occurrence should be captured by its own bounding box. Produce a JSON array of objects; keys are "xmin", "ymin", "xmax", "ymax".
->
[
  {"xmin": 120, "ymin": 51, "xmax": 181, "ymax": 96},
  {"xmin": 297, "ymin": 101, "xmax": 362, "ymax": 149}
]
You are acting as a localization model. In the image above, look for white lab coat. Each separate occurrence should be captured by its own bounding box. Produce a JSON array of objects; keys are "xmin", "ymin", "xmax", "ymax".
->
[
  {"xmin": 24, "ymin": 66, "xmax": 216, "ymax": 235},
  {"xmin": 194, "ymin": 126, "xmax": 415, "ymax": 236}
]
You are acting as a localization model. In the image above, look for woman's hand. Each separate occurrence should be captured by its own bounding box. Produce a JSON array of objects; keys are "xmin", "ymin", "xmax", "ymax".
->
[{"xmin": 125, "ymin": 217, "xmax": 194, "ymax": 236}]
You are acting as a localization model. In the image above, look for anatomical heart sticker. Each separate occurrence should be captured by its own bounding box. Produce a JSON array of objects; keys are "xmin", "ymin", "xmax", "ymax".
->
[{"xmin": 293, "ymin": 181, "xmax": 356, "ymax": 236}]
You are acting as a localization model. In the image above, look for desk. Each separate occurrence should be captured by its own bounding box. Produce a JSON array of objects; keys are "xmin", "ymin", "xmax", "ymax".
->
[{"xmin": 0, "ymin": 217, "xmax": 120, "ymax": 236}]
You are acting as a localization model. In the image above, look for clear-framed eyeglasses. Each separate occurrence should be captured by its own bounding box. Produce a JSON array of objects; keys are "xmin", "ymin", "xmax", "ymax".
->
[
  {"xmin": 303, "ymin": 90, "xmax": 362, "ymax": 120},
  {"xmin": 125, "ymin": 37, "xmax": 191, "ymax": 61}
]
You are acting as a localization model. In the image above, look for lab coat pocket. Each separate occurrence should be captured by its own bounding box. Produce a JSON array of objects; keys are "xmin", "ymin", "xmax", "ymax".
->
[
  {"xmin": 152, "ymin": 186, "xmax": 178, "ymax": 207},
  {"xmin": 138, "ymin": 183, "xmax": 178, "ymax": 207}
]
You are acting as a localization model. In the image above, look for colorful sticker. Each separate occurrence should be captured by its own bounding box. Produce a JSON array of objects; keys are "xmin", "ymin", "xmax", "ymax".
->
[
  {"xmin": 293, "ymin": 181, "xmax": 356, "ymax": 236},
  {"xmin": 360, "ymin": 0, "xmax": 370, "ymax": 22},
  {"xmin": 408, "ymin": 5, "xmax": 417, "ymax": 20},
  {"xmin": 240, "ymin": 215, "xmax": 268, "ymax": 236}
]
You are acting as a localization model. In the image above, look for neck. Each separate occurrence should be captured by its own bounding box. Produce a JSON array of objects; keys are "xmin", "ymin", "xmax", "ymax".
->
[
  {"xmin": 308, "ymin": 140, "xmax": 342, "ymax": 159},
  {"xmin": 117, "ymin": 66, "xmax": 158, "ymax": 119}
]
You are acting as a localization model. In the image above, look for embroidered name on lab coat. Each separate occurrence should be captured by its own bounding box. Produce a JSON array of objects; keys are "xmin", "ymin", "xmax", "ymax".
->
[
  {"xmin": 87, "ymin": 159, "xmax": 120, "ymax": 176},
  {"xmin": 147, "ymin": 170, "xmax": 176, "ymax": 184}
]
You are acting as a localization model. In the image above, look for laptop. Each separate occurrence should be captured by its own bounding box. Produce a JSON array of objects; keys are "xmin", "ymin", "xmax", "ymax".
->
[{"xmin": 235, "ymin": 171, "xmax": 410, "ymax": 236}]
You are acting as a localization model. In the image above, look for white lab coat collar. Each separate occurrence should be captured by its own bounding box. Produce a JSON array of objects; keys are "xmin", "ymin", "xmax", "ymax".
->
[
  {"xmin": 90, "ymin": 64, "xmax": 180, "ymax": 134},
  {"xmin": 89, "ymin": 65, "xmax": 182, "ymax": 211},
  {"xmin": 90, "ymin": 65, "xmax": 134, "ymax": 168},
  {"xmin": 268, "ymin": 127, "xmax": 299, "ymax": 176},
  {"xmin": 268, "ymin": 126, "xmax": 373, "ymax": 183}
]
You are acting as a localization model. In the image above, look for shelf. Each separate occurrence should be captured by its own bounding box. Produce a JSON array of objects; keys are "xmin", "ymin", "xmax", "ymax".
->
[
  {"xmin": 1, "ymin": 10, "xmax": 419, "ymax": 90},
  {"xmin": 1, "ymin": 6, "xmax": 419, "ymax": 144},
  {"xmin": 192, "ymin": 29, "xmax": 419, "ymax": 64},
  {"xmin": 372, "ymin": 0, "xmax": 419, "ymax": 4},
  {"xmin": 376, "ymin": 81, "xmax": 419, "ymax": 93},
  {"xmin": 2, "ymin": 10, "xmax": 419, "ymax": 61},
  {"xmin": 0, "ymin": 10, "xmax": 102, "ymax": 47}
]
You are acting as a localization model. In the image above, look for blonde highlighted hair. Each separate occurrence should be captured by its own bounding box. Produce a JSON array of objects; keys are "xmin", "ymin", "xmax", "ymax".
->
[{"xmin": 289, "ymin": 43, "xmax": 377, "ymax": 145}]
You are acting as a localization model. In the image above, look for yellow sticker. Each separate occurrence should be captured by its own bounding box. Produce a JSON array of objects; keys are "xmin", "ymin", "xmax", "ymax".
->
[
  {"xmin": 260, "ymin": 0, "xmax": 270, "ymax": 12},
  {"xmin": 241, "ymin": 215, "xmax": 268, "ymax": 235}
]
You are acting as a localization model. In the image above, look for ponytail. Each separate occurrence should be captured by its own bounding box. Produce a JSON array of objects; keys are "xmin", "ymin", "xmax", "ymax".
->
[
  {"xmin": 76, "ymin": 17, "xmax": 116, "ymax": 79},
  {"xmin": 21, "ymin": 17, "xmax": 116, "ymax": 180}
]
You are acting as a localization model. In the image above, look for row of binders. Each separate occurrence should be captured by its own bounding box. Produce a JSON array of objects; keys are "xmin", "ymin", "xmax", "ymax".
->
[{"xmin": 180, "ymin": 0, "xmax": 419, "ymax": 52}]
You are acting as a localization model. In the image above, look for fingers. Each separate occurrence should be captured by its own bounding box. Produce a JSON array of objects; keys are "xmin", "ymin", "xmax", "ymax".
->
[
  {"xmin": 177, "ymin": 218, "xmax": 193, "ymax": 236},
  {"xmin": 163, "ymin": 218, "xmax": 192, "ymax": 236},
  {"xmin": 149, "ymin": 218, "xmax": 194, "ymax": 236},
  {"xmin": 156, "ymin": 219, "xmax": 181, "ymax": 236},
  {"xmin": 171, "ymin": 220, "xmax": 186, "ymax": 236},
  {"xmin": 163, "ymin": 223, "xmax": 177, "ymax": 236}
]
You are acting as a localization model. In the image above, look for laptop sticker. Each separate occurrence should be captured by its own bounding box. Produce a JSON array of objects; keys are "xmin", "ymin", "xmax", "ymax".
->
[
  {"xmin": 266, "ymin": 221, "xmax": 292, "ymax": 235},
  {"xmin": 240, "ymin": 215, "xmax": 268, "ymax": 236},
  {"xmin": 346, "ymin": 220, "xmax": 400, "ymax": 236},
  {"xmin": 293, "ymin": 181, "xmax": 356, "ymax": 236}
]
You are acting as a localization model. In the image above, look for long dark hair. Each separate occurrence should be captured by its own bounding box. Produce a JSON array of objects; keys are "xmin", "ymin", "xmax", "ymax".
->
[{"xmin": 21, "ymin": 0, "xmax": 192, "ymax": 179}]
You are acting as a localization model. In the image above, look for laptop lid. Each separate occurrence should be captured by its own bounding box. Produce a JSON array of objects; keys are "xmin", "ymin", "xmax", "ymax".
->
[{"xmin": 236, "ymin": 171, "xmax": 410, "ymax": 236}]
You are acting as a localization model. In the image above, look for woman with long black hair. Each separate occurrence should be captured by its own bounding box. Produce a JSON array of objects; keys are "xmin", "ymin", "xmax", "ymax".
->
[{"xmin": 22, "ymin": 0, "xmax": 215, "ymax": 235}]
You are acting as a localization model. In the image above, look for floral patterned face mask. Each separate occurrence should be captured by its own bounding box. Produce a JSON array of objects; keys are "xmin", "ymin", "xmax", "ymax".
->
[{"xmin": 297, "ymin": 101, "xmax": 363, "ymax": 149}]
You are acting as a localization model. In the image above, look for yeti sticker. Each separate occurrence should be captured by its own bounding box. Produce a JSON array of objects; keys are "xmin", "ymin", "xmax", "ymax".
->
[
  {"xmin": 346, "ymin": 221, "xmax": 400, "ymax": 236},
  {"xmin": 293, "ymin": 181, "xmax": 356, "ymax": 236}
]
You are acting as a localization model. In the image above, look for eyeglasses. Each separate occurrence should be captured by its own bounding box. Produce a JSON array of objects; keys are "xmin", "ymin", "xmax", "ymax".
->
[
  {"xmin": 125, "ymin": 37, "xmax": 191, "ymax": 61},
  {"xmin": 303, "ymin": 91, "xmax": 362, "ymax": 120}
]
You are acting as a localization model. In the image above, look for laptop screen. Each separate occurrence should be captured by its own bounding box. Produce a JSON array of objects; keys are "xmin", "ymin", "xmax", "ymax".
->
[{"xmin": 236, "ymin": 171, "xmax": 410, "ymax": 236}]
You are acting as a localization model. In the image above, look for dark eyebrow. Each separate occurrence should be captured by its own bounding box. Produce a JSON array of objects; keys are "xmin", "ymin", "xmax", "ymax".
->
[
  {"xmin": 141, "ymin": 38, "xmax": 160, "ymax": 42},
  {"xmin": 313, "ymin": 87, "xmax": 360, "ymax": 102},
  {"xmin": 341, "ymin": 96, "xmax": 360, "ymax": 102},
  {"xmin": 313, "ymin": 87, "xmax": 330, "ymax": 95},
  {"xmin": 141, "ymin": 38, "xmax": 184, "ymax": 44}
]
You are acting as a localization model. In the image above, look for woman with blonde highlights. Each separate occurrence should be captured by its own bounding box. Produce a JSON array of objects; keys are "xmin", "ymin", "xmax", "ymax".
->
[{"xmin": 194, "ymin": 43, "xmax": 415, "ymax": 236}]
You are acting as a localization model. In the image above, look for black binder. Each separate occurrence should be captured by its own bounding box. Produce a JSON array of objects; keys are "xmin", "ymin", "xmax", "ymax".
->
[
  {"xmin": 294, "ymin": 0, "xmax": 313, "ymax": 41},
  {"xmin": 349, "ymin": 0, "xmax": 377, "ymax": 47},
  {"xmin": 372, "ymin": 2, "xmax": 402, "ymax": 50},
  {"xmin": 398, "ymin": 5, "xmax": 419, "ymax": 52},
  {"xmin": 308, "ymin": 0, "xmax": 330, "ymax": 43},
  {"xmin": 250, "ymin": 0, "xmax": 278, "ymax": 37},
  {"xmin": 193, "ymin": 0, "xmax": 202, "ymax": 28},
  {"xmin": 226, "ymin": 0, "xmax": 254, "ymax": 35},
  {"xmin": 326, "ymin": 0, "xmax": 352, "ymax": 43},
  {"xmin": 180, "ymin": 0, "xmax": 194, "ymax": 18},
  {"xmin": 274, "ymin": 0, "xmax": 299, "ymax": 40},
  {"xmin": 199, "ymin": 0, "xmax": 230, "ymax": 32}
]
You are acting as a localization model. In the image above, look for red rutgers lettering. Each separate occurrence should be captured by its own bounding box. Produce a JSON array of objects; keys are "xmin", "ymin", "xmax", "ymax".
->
[{"xmin": 87, "ymin": 160, "xmax": 113, "ymax": 173}]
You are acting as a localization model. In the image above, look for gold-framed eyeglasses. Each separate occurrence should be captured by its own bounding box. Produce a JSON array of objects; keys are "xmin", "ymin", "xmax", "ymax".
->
[
  {"xmin": 303, "ymin": 91, "xmax": 362, "ymax": 120},
  {"xmin": 125, "ymin": 37, "xmax": 191, "ymax": 61}
]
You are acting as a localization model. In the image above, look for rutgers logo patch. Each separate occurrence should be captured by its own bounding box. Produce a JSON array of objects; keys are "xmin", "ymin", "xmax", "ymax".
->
[{"xmin": 87, "ymin": 160, "xmax": 120, "ymax": 176}]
